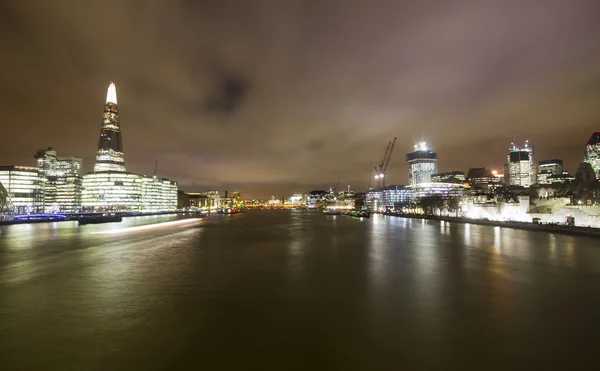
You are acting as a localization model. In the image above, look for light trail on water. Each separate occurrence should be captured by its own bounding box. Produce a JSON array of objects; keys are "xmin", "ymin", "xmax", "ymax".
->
[{"xmin": 90, "ymin": 218, "xmax": 203, "ymax": 235}]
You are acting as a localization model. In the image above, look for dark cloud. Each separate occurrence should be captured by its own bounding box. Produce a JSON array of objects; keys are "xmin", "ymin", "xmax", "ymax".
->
[
  {"xmin": 204, "ymin": 71, "xmax": 250, "ymax": 115},
  {"xmin": 1, "ymin": 0, "xmax": 600, "ymax": 198}
]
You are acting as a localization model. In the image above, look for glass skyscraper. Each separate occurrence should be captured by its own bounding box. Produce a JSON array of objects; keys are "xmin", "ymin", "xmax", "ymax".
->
[
  {"xmin": 94, "ymin": 82, "xmax": 125, "ymax": 172},
  {"xmin": 82, "ymin": 82, "xmax": 178, "ymax": 211},
  {"xmin": 584, "ymin": 131, "xmax": 600, "ymax": 179}
]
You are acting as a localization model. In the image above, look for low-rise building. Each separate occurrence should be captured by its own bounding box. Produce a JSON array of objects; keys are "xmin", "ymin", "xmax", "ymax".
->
[
  {"xmin": 0, "ymin": 165, "xmax": 45, "ymax": 214},
  {"xmin": 82, "ymin": 171, "xmax": 177, "ymax": 211}
]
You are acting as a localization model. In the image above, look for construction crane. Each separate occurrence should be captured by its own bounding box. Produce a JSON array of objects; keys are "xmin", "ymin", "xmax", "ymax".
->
[{"xmin": 374, "ymin": 137, "xmax": 397, "ymax": 190}]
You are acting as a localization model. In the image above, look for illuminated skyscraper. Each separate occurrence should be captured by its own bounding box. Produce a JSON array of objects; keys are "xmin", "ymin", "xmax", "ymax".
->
[
  {"xmin": 584, "ymin": 131, "xmax": 600, "ymax": 178},
  {"xmin": 94, "ymin": 82, "xmax": 125, "ymax": 172},
  {"xmin": 506, "ymin": 140, "xmax": 535, "ymax": 187},
  {"xmin": 406, "ymin": 142, "xmax": 437, "ymax": 185},
  {"xmin": 537, "ymin": 159, "xmax": 563, "ymax": 184}
]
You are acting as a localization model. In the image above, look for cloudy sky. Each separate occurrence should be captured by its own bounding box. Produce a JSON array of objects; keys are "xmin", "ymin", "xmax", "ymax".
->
[{"xmin": 1, "ymin": 0, "xmax": 599, "ymax": 198}]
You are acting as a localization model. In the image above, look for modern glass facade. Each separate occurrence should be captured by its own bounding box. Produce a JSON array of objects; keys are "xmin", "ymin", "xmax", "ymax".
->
[
  {"xmin": 406, "ymin": 142, "xmax": 438, "ymax": 185},
  {"xmin": 584, "ymin": 131, "xmax": 600, "ymax": 179},
  {"xmin": 0, "ymin": 166, "xmax": 45, "ymax": 214},
  {"xmin": 94, "ymin": 82, "xmax": 126, "ymax": 172},
  {"xmin": 35, "ymin": 148, "xmax": 84, "ymax": 213},
  {"xmin": 82, "ymin": 172, "xmax": 177, "ymax": 211},
  {"xmin": 537, "ymin": 159, "xmax": 563, "ymax": 185},
  {"xmin": 506, "ymin": 141, "xmax": 535, "ymax": 187},
  {"xmin": 431, "ymin": 171, "xmax": 465, "ymax": 183}
]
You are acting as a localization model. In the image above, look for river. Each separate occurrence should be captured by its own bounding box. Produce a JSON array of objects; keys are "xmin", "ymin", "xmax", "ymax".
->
[{"xmin": 1, "ymin": 210, "xmax": 599, "ymax": 370}]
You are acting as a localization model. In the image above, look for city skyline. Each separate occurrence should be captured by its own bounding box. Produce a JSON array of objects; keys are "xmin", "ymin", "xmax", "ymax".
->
[{"xmin": 1, "ymin": 0, "xmax": 600, "ymax": 198}]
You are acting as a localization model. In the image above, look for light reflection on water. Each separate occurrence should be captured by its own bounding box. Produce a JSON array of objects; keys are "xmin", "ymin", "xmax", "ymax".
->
[{"xmin": 2, "ymin": 211, "xmax": 600, "ymax": 370}]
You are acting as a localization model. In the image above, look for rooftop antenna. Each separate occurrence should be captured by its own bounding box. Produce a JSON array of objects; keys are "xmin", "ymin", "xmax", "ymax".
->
[{"xmin": 153, "ymin": 161, "xmax": 158, "ymax": 178}]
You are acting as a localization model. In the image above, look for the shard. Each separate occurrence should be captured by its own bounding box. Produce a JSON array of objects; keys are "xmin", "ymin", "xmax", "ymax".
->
[{"xmin": 94, "ymin": 82, "xmax": 125, "ymax": 172}]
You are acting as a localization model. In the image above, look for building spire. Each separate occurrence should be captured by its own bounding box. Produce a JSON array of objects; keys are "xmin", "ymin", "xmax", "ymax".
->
[{"xmin": 106, "ymin": 81, "xmax": 117, "ymax": 104}]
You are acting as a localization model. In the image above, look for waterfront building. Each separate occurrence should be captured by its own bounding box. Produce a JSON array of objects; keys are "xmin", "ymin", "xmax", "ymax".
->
[
  {"xmin": 0, "ymin": 182, "xmax": 14, "ymax": 219},
  {"xmin": 537, "ymin": 159, "xmax": 563, "ymax": 185},
  {"xmin": 407, "ymin": 182, "xmax": 466, "ymax": 201},
  {"xmin": 584, "ymin": 131, "xmax": 600, "ymax": 178},
  {"xmin": 406, "ymin": 142, "xmax": 438, "ymax": 185},
  {"xmin": 306, "ymin": 190, "xmax": 327, "ymax": 208},
  {"xmin": 177, "ymin": 191, "xmax": 212, "ymax": 209},
  {"xmin": 431, "ymin": 171, "xmax": 465, "ymax": 184},
  {"xmin": 94, "ymin": 82, "xmax": 125, "ymax": 172},
  {"xmin": 506, "ymin": 140, "xmax": 535, "ymax": 187},
  {"xmin": 466, "ymin": 167, "xmax": 500, "ymax": 185},
  {"xmin": 0, "ymin": 166, "xmax": 45, "ymax": 214},
  {"xmin": 35, "ymin": 148, "xmax": 84, "ymax": 212},
  {"xmin": 82, "ymin": 172, "xmax": 176, "ymax": 211},
  {"xmin": 287, "ymin": 193, "xmax": 305, "ymax": 205}
]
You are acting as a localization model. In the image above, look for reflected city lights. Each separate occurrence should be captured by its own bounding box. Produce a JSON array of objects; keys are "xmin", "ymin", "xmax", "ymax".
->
[{"xmin": 91, "ymin": 218, "xmax": 202, "ymax": 235}]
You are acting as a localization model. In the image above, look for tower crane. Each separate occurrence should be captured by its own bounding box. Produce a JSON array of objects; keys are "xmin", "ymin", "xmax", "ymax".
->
[{"xmin": 374, "ymin": 137, "xmax": 397, "ymax": 190}]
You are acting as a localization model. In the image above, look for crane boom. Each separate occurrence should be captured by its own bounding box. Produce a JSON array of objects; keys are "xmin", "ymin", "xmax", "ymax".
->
[{"xmin": 382, "ymin": 137, "xmax": 397, "ymax": 173}]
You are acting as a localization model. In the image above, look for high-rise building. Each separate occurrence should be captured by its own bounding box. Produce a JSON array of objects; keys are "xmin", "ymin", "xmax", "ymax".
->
[
  {"xmin": 0, "ymin": 166, "xmax": 45, "ymax": 214},
  {"xmin": 537, "ymin": 159, "xmax": 563, "ymax": 185},
  {"xmin": 82, "ymin": 82, "xmax": 178, "ymax": 211},
  {"xmin": 584, "ymin": 131, "xmax": 600, "ymax": 178},
  {"xmin": 35, "ymin": 148, "xmax": 83, "ymax": 212},
  {"xmin": 35, "ymin": 147, "xmax": 58, "ymax": 177},
  {"xmin": 406, "ymin": 142, "xmax": 437, "ymax": 185},
  {"xmin": 506, "ymin": 140, "xmax": 535, "ymax": 187},
  {"xmin": 94, "ymin": 82, "xmax": 125, "ymax": 172}
]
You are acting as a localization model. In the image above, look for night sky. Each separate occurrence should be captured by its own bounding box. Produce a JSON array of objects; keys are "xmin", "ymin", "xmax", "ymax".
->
[{"xmin": 1, "ymin": 0, "xmax": 599, "ymax": 198}]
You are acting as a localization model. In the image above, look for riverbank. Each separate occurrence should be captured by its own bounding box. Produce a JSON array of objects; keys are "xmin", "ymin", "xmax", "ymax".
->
[{"xmin": 381, "ymin": 212, "xmax": 600, "ymax": 238}]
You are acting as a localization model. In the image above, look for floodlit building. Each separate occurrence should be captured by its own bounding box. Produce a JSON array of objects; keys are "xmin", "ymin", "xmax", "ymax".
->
[
  {"xmin": 431, "ymin": 171, "xmax": 465, "ymax": 184},
  {"xmin": 537, "ymin": 159, "xmax": 563, "ymax": 185},
  {"xmin": 0, "ymin": 166, "xmax": 45, "ymax": 214},
  {"xmin": 407, "ymin": 182, "xmax": 466, "ymax": 200},
  {"xmin": 35, "ymin": 148, "xmax": 83, "ymax": 212},
  {"xmin": 406, "ymin": 142, "xmax": 438, "ymax": 185},
  {"xmin": 584, "ymin": 131, "xmax": 600, "ymax": 178},
  {"xmin": 82, "ymin": 172, "xmax": 176, "ymax": 211},
  {"xmin": 505, "ymin": 140, "xmax": 535, "ymax": 187}
]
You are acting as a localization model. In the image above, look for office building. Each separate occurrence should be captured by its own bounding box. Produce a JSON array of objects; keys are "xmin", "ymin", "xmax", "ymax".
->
[
  {"xmin": 94, "ymin": 82, "xmax": 125, "ymax": 172},
  {"xmin": 406, "ymin": 142, "xmax": 438, "ymax": 185},
  {"xmin": 584, "ymin": 131, "xmax": 600, "ymax": 178},
  {"xmin": 431, "ymin": 171, "xmax": 465, "ymax": 184},
  {"xmin": 82, "ymin": 172, "xmax": 177, "ymax": 211},
  {"xmin": 0, "ymin": 166, "xmax": 45, "ymax": 214},
  {"xmin": 35, "ymin": 148, "xmax": 83, "ymax": 212},
  {"xmin": 0, "ymin": 181, "xmax": 13, "ymax": 218},
  {"xmin": 506, "ymin": 140, "xmax": 535, "ymax": 187},
  {"xmin": 537, "ymin": 159, "xmax": 563, "ymax": 185}
]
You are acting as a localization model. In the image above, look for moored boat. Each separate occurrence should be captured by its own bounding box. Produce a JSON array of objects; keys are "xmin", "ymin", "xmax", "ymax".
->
[{"xmin": 78, "ymin": 214, "xmax": 122, "ymax": 225}]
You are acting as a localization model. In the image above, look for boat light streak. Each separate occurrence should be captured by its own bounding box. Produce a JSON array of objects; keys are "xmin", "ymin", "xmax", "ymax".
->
[{"xmin": 91, "ymin": 218, "xmax": 202, "ymax": 235}]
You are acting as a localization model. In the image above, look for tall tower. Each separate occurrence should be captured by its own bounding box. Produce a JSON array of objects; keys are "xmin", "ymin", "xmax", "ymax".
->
[
  {"xmin": 506, "ymin": 140, "xmax": 535, "ymax": 187},
  {"xmin": 584, "ymin": 131, "xmax": 600, "ymax": 179},
  {"xmin": 94, "ymin": 82, "xmax": 125, "ymax": 172},
  {"xmin": 406, "ymin": 142, "xmax": 438, "ymax": 185}
]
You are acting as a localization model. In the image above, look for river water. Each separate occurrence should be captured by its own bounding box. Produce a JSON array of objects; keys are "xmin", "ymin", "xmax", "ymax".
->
[{"xmin": 1, "ymin": 210, "xmax": 599, "ymax": 370}]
